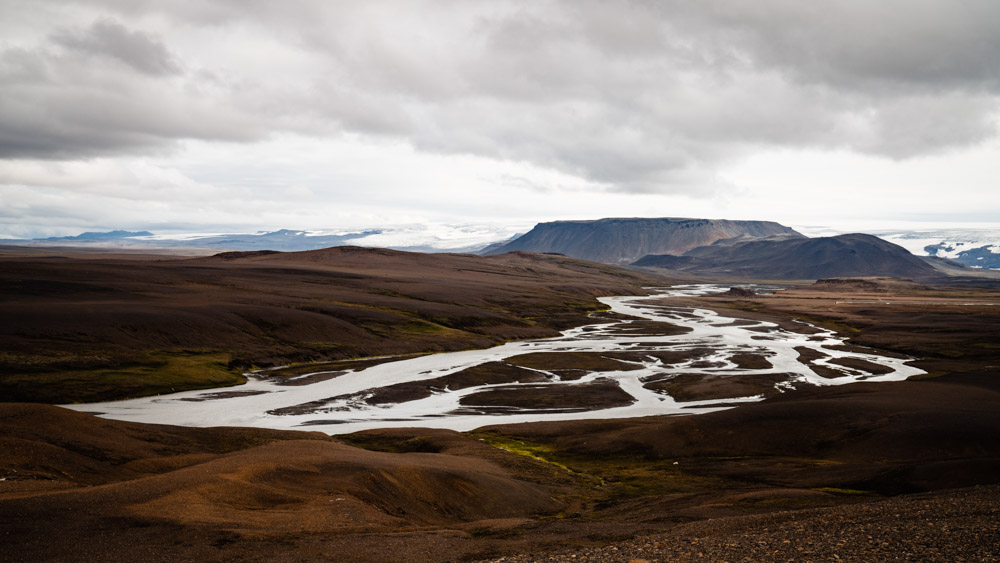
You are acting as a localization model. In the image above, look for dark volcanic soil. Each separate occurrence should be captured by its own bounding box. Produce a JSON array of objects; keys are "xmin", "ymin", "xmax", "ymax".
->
[
  {"xmin": 642, "ymin": 371, "xmax": 794, "ymax": 401},
  {"xmin": 0, "ymin": 247, "xmax": 670, "ymax": 403},
  {"xmin": 483, "ymin": 484, "xmax": 1000, "ymax": 562},
  {"xmin": 4, "ymin": 267, "xmax": 1000, "ymax": 561},
  {"xmin": 481, "ymin": 372, "xmax": 1000, "ymax": 495},
  {"xmin": 458, "ymin": 379, "xmax": 636, "ymax": 413},
  {"xmin": 692, "ymin": 278, "xmax": 1000, "ymax": 378},
  {"xmin": 4, "ymin": 366, "xmax": 999, "ymax": 561},
  {"xmin": 0, "ymin": 404, "xmax": 573, "ymax": 562}
]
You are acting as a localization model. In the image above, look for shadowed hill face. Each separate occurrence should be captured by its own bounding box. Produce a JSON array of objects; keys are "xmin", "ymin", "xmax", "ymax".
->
[
  {"xmin": 0, "ymin": 247, "xmax": 672, "ymax": 403},
  {"xmin": 0, "ymin": 403, "xmax": 333, "ymax": 486},
  {"xmin": 485, "ymin": 218, "xmax": 802, "ymax": 264},
  {"xmin": 0, "ymin": 403, "xmax": 566, "ymax": 562},
  {"xmin": 634, "ymin": 233, "xmax": 937, "ymax": 280}
]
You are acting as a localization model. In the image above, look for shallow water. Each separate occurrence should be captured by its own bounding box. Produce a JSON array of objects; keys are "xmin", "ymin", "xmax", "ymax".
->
[{"xmin": 66, "ymin": 285, "xmax": 924, "ymax": 434}]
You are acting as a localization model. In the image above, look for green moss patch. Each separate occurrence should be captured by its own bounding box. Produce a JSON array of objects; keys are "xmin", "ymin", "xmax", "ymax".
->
[
  {"xmin": 470, "ymin": 431, "xmax": 737, "ymax": 512},
  {"xmin": 1, "ymin": 351, "xmax": 244, "ymax": 404}
]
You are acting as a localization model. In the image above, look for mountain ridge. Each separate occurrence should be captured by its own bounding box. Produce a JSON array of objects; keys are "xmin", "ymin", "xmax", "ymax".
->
[
  {"xmin": 484, "ymin": 217, "xmax": 803, "ymax": 264},
  {"xmin": 633, "ymin": 233, "xmax": 939, "ymax": 280}
]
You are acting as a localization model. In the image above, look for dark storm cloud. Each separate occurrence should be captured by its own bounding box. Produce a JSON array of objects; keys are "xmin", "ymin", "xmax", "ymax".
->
[{"xmin": 2, "ymin": 0, "xmax": 998, "ymax": 190}]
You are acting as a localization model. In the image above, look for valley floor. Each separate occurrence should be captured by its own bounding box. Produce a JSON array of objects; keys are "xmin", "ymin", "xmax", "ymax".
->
[
  {"xmin": 66, "ymin": 285, "xmax": 921, "ymax": 434},
  {"xmin": 3, "ymin": 274, "xmax": 1000, "ymax": 562}
]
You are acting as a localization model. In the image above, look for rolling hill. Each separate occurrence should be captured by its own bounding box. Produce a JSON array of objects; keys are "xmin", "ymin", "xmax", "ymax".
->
[
  {"xmin": 0, "ymin": 246, "xmax": 670, "ymax": 403},
  {"xmin": 633, "ymin": 233, "xmax": 938, "ymax": 280}
]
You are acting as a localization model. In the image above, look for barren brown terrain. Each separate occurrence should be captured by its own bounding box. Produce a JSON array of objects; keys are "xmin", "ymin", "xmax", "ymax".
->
[
  {"xmin": 3, "ymin": 366, "xmax": 998, "ymax": 561},
  {"xmin": 2, "ymin": 257, "xmax": 1000, "ymax": 561},
  {"xmin": 0, "ymin": 247, "xmax": 668, "ymax": 403},
  {"xmin": 7, "ymin": 0, "xmax": 1000, "ymax": 559},
  {"xmin": 694, "ymin": 277, "xmax": 1000, "ymax": 378}
]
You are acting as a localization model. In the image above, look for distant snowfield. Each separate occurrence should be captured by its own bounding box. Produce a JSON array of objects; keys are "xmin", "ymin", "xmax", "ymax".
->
[
  {"xmin": 343, "ymin": 223, "xmax": 527, "ymax": 251},
  {"xmin": 871, "ymin": 229, "xmax": 1000, "ymax": 270},
  {"xmin": 68, "ymin": 286, "xmax": 924, "ymax": 435},
  {"xmin": 24, "ymin": 223, "xmax": 529, "ymax": 253},
  {"xmin": 876, "ymin": 230, "xmax": 1000, "ymax": 257}
]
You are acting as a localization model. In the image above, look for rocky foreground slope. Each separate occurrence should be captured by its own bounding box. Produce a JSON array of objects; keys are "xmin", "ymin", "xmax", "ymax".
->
[
  {"xmin": 484, "ymin": 484, "xmax": 1000, "ymax": 562},
  {"xmin": 2, "ymin": 367, "xmax": 998, "ymax": 562}
]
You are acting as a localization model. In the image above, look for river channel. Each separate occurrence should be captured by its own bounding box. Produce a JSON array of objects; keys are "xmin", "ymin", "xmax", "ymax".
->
[{"xmin": 67, "ymin": 285, "xmax": 925, "ymax": 434}]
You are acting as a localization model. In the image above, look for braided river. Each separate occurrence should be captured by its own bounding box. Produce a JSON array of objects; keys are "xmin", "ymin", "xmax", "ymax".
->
[{"xmin": 68, "ymin": 285, "xmax": 924, "ymax": 434}]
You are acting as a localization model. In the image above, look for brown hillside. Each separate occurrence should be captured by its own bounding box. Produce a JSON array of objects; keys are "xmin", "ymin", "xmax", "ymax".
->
[
  {"xmin": 3, "ymin": 279, "xmax": 1000, "ymax": 561},
  {"xmin": 0, "ymin": 403, "xmax": 570, "ymax": 562},
  {"xmin": 0, "ymin": 247, "xmax": 671, "ymax": 403},
  {"xmin": 482, "ymin": 373, "xmax": 1000, "ymax": 495}
]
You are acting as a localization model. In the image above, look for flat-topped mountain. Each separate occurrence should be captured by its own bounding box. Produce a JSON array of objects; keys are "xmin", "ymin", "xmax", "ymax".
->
[
  {"xmin": 634, "ymin": 233, "xmax": 938, "ymax": 280},
  {"xmin": 484, "ymin": 217, "xmax": 802, "ymax": 264}
]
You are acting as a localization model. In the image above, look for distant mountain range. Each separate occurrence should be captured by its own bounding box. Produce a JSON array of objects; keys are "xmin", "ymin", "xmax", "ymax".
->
[
  {"xmin": 482, "ymin": 218, "xmax": 998, "ymax": 280},
  {"xmin": 8, "ymin": 220, "xmax": 997, "ymax": 280},
  {"xmin": 483, "ymin": 218, "xmax": 802, "ymax": 264},
  {"xmin": 633, "ymin": 233, "xmax": 937, "ymax": 280},
  {"xmin": 41, "ymin": 230, "xmax": 154, "ymax": 241},
  {"xmin": 1, "ymin": 227, "xmax": 505, "ymax": 254},
  {"xmin": 160, "ymin": 229, "xmax": 385, "ymax": 252}
]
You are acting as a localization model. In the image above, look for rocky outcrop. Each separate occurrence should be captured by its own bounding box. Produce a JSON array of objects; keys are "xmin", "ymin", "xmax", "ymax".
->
[{"xmin": 725, "ymin": 286, "xmax": 757, "ymax": 298}]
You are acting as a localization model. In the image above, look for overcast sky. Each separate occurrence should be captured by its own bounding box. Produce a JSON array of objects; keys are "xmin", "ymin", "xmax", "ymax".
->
[{"xmin": 2, "ymin": 0, "xmax": 999, "ymax": 239}]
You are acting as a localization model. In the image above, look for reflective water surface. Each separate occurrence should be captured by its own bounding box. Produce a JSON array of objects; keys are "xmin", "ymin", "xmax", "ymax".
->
[{"xmin": 68, "ymin": 285, "xmax": 923, "ymax": 434}]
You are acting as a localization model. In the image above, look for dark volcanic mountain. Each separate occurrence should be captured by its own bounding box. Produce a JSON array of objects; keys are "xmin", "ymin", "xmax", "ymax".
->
[
  {"xmin": 483, "ymin": 218, "xmax": 803, "ymax": 264},
  {"xmin": 633, "ymin": 233, "xmax": 938, "ymax": 280}
]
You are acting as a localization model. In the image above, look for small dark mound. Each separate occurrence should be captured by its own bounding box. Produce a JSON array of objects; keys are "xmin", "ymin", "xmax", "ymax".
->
[
  {"xmin": 212, "ymin": 250, "xmax": 282, "ymax": 260},
  {"xmin": 812, "ymin": 277, "xmax": 922, "ymax": 292},
  {"xmin": 726, "ymin": 286, "xmax": 756, "ymax": 298}
]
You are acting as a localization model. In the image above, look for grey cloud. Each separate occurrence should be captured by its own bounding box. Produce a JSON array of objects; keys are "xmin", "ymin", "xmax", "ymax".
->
[
  {"xmin": 295, "ymin": 0, "xmax": 1000, "ymax": 188},
  {"xmin": 689, "ymin": 0, "xmax": 1000, "ymax": 91},
  {"xmin": 0, "ymin": 30, "xmax": 278, "ymax": 160},
  {"xmin": 2, "ymin": 0, "xmax": 999, "ymax": 190},
  {"xmin": 856, "ymin": 92, "xmax": 1000, "ymax": 157},
  {"xmin": 52, "ymin": 18, "xmax": 180, "ymax": 76}
]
